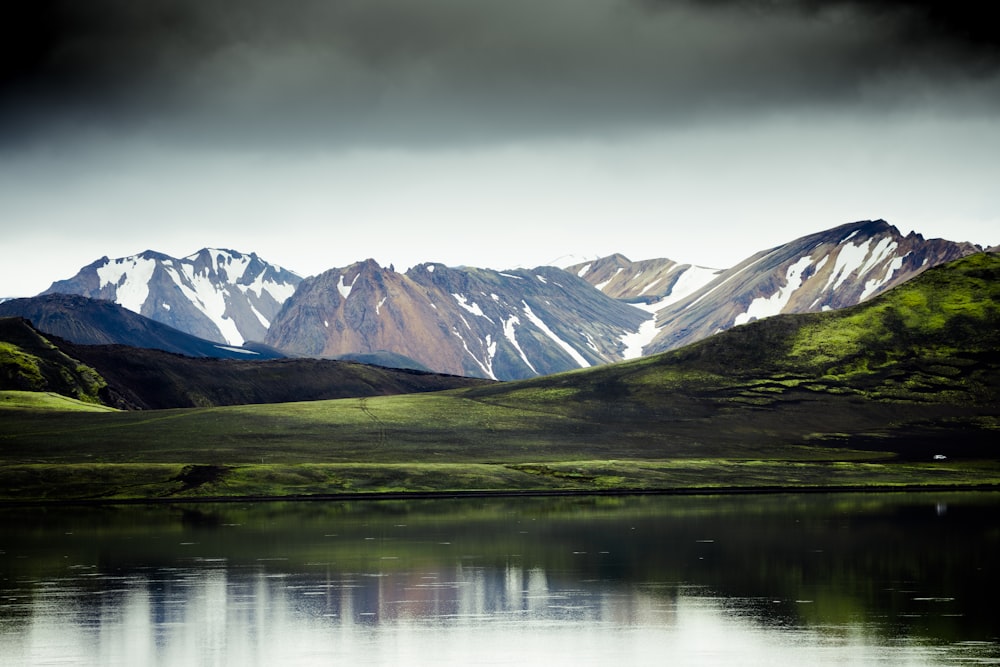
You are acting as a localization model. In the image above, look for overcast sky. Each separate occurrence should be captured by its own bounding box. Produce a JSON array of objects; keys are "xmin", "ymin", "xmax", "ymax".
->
[{"xmin": 2, "ymin": 0, "xmax": 999, "ymax": 296}]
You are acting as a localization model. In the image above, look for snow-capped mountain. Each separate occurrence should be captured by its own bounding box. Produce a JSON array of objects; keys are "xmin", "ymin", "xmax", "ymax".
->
[
  {"xmin": 265, "ymin": 259, "xmax": 648, "ymax": 380},
  {"xmin": 43, "ymin": 249, "xmax": 302, "ymax": 346},
  {"xmin": 642, "ymin": 219, "xmax": 982, "ymax": 354}
]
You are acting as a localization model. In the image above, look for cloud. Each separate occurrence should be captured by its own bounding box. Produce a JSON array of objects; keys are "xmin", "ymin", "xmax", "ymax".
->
[{"xmin": 3, "ymin": 0, "xmax": 999, "ymax": 152}]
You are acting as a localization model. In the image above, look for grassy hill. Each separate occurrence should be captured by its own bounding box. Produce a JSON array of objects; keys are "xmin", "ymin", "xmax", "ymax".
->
[
  {"xmin": 1, "ymin": 253, "xmax": 998, "ymax": 502},
  {"xmin": 0, "ymin": 318, "xmax": 108, "ymax": 404}
]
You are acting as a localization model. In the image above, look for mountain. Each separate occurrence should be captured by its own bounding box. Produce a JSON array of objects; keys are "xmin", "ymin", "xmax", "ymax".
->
[
  {"xmin": 0, "ymin": 294, "xmax": 284, "ymax": 359},
  {"xmin": 43, "ymin": 248, "xmax": 301, "ymax": 346},
  {"xmin": 640, "ymin": 220, "xmax": 982, "ymax": 354},
  {"xmin": 264, "ymin": 259, "xmax": 649, "ymax": 380},
  {"xmin": 460, "ymin": 251, "xmax": 1000, "ymax": 457}
]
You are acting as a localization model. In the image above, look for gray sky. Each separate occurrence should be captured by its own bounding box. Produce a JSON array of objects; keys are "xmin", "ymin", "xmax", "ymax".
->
[{"xmin": 2, "ymin": 0, "xmax": 999, "ymax": 296}]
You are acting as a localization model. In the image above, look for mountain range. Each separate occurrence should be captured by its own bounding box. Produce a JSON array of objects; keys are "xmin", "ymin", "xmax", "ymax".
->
[{"xmin": 6, "ymin": 219, "xmax": 987, "ymax": 380}]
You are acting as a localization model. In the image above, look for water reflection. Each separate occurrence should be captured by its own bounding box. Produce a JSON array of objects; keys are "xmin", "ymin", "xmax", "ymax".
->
[{"xmin": 1, "ymin": 493, "xmax": 998, "ymax": 665}]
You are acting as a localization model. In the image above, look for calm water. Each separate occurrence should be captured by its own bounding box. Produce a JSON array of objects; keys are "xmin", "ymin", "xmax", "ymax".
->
[{"xmin": 1, "ymin": 493, "xmax": 998, "ymax": 666}]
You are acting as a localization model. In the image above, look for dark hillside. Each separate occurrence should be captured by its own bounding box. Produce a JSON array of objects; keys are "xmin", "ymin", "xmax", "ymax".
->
[
  {"xmin": 57, "ymin": 341, "xmax": 492, "ymax": 409},
  {"xmin": 0, "ymin": 294, "xmax": 284, "ymax": 359}
]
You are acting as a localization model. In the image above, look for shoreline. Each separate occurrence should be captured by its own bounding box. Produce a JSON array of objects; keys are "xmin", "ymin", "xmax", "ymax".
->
[{"xmin": 3, "ymin": 482, "xmax": 998, "ymax": 508}]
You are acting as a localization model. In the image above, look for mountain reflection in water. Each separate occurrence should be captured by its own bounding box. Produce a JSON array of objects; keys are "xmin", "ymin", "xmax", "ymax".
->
[{"xmin": 1, "ymin": 493, "xmax": 998, "ymax": 666}]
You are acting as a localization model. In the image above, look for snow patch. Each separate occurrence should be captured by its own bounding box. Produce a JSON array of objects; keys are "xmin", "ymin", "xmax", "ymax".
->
[
  {"xmin": 859, "ymin": 254, "xmax": 906, "ymax": 301},
  {"xmin": 521, "ymin": 301, "xmax": 591, "ymax": 368},
  {"xmin": 576, "ymin": 263, "xmax": 592, "ymax": 278},
  {"xmin": 858, "ymin": 238, "xmax": 898, "ymax": 277},
  {"xmin": 827, "ymin": 238, "xmax": 878, "ymax": 292},
  {"xmin": 620, "ymin": 314, "xmax": 658, "ymax": 360},
  {"xmin": 337, "ymin": 274, "xmax": 358, "ymax": 300},
  {"xmin": 594, "ymin": 267, "xmax": 624, "ymax": 292},
  {"xmin": 249, "ymin": 303, "xmax": 270, "ymax": 329},
  {"xmin": 376, "ymin": 297, "xmax": 388, "ymax": 315},
  {"xmin": 502, "ymin": 315, "xmax": 537, "ymax": 374},
  {"xmin": 168, "ymin": 263, "xmax": 244, "ymax": 345},
  {"xmin": 452, "ymin": 293, "xmax": 494, "ymax": 322},
  {"xmin": 733, "ymin": 255, "xmax": 813, "ymax": 326},
  {"xmin": 97, "ymin": 256, "xmax": 157, "ymax": 313},
  {"xmin": 638, "ymin": 276, "xmax": 663, "ymax": 296},
  {"xmin": 536, "ymin": 274, "xmax": 548, "ymax": 284},
  {"xmin": 691, "ymin": 251, "xmax": 776, "ymax": 308},
  {"xmin": 162, "ymin": 303, "xmax": 171, "ymax": 311},
  {"xmin": 451, "ymin": 327, "xmax": 495, "ymax": 379},
  {"xmin": 656, "ymin": 266, "xmax": 722, "ymax": 308},
  {"xmin": 213, "ymin": 345, "xmax": 259, "ymax": 356}
]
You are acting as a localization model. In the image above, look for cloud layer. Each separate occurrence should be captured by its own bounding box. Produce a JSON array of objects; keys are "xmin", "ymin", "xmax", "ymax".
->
[{"xmin": 4, "ymin": 0, "xmax": 999, "ymax": 150}]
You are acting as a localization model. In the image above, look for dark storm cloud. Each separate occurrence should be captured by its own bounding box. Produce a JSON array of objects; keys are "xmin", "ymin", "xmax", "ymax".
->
[{"xmin": 2, "ymin": 0, "xmax": 998, "ymax": 150}]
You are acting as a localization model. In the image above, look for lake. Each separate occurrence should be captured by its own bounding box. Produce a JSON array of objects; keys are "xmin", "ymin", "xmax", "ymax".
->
[{"xmin": 1, "ymin": 492, "xmax": 998, "ymax": 666}]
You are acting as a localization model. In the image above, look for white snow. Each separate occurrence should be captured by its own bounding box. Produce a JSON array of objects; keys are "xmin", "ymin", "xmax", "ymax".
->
[
  {"xmin": 620, "ymin": 314, "xmax": 658, "ymax": 360},
  {"xmin": 427, "ymin": 265, "xmax": 435, "ymax": 273},
  {"xmin": 859, "ymin": 254, "xmax": 906, "ymax": 301},
  {"xmin": 536, "ymin": 274, "xmax": 548, "ymax": 284},
  {"xmin": 576, "ymin": 263, "xmax": 592, "ymax": 278},
  {"xmin": 827, "ymin": 238, "xmax": 877, "ymax": 292},
  {"xmin": 502, "ymin": 315, "xmax": 538, "ymax": 374},
  {"xmin": 521, "ymin": 301, "xmax": 591, "ymax": 368},
  {"xmin": 162, "ymin": 303, "xmax": 171, "ymax": 311},
  {"xmin": 452, "ymin": 293, "xmax": 494, "ymax": 322},
  {"xmin": 213, "ymin": 345, "xmax": 259, "ymax": 356},
  {"xmin": 324, "ymin": 320, "xmax": 330, "ymax": 328},
  {"xmin": 376, "ymin": 297, "xmax": 387, "ymax": 315},
  {"xmin": 97, "ymin": 256, "xmax": 156, "ymax": 313},
  {"xmin": 690, "ymin": 251, "xmax": 777, "ymax": 308},
  {"xmin": 655, "ymin": 265, "xmax": 722, "ymax": 308},
  {"xmin": 638, "ymin": 277, "xmax": 663, "ymax": 296},
  {"xmin": 249, "ymin": 303, "xmax": 270, "ymax": 329},
  {"xmin": 858, "ymin": 238, "xmax": 898, "ymax": 278},
  {"xmin": 237, "ymin": 265, "xmax": 297, "ymax": 303},
  {"xmin": 733, "ymin": 255, "xmax": 813, "ymax": 326},
  {"xmin": 490, "ymin": 293, "xmax": 500, "ymax": 302},
  {"xmin": 500, "ymin": 273, "xmax": 522, "ymax": 280},
  {"xmin": 594, "ymin": 267, "xmax": 624, "ymax": 292},
  {"xmin": 337, "ymin": 274, "xmax": 358, "ymax": 300},
  {"xmin": 174, "ymin": 263, "xmax": 244, "ymax": 345},
  {"xmin": 451, "ymin": 327, "xmax": 495, "ymax": 379}
]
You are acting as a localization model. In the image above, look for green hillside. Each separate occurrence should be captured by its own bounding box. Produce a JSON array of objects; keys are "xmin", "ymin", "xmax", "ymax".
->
[
  {"xmin": 0, "ymin": 318, "xmax": 107, "ymax": 404},
  {"xmin": 1, "ymin": 254, "xmax": 998, "ymax": 502}
]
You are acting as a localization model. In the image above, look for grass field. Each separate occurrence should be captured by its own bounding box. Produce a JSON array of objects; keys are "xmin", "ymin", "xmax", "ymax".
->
[{"xmin": 1, "ymin": 386, "xmax": 997, "ymax": 502}]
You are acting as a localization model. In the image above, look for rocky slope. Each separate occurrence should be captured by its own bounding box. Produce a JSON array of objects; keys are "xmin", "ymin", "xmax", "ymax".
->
[
  {"xmin": 43, "ymin": 249, "xmax": 301, "ymax": 346},
  {"xmin": 567, "ymin": 254, "xmax": 723, "ymax": 306},
  {"xmin": 642, "ymin": 219, "xmax": 982, "ymax": 354},
  {"xmin": 265, "ymin": 260, "xmax": 648, "ymax": 380}
]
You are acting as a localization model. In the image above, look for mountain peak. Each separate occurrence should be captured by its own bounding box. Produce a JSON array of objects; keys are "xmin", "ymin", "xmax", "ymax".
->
[{"xmin": 43, "ymin": 249, "xmax": 303, "ymax": 346}]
